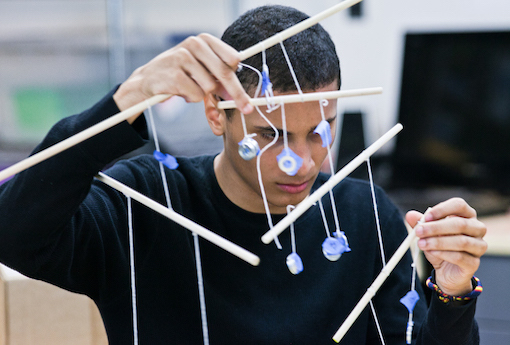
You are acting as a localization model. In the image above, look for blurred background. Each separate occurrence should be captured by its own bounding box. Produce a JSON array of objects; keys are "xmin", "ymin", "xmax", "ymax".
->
[{"xmin": 0, "ymin": 0, "xmax": 509, "ymax": 344}]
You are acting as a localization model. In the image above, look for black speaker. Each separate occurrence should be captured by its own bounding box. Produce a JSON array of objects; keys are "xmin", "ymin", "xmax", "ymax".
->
[{"xmin": 349, "ymin": 3, "xmax": 363, "ymax": 18}]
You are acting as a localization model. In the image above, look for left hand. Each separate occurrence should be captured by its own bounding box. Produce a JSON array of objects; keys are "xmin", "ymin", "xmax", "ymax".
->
[{"xmin": 406, "ymin": 198, "xmax": 487, "ymax": 296}]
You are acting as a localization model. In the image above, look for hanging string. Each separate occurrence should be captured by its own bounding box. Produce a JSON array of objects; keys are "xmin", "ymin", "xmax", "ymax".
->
[
  {"xmin": 369, "ymin": 300, "xmax": 387, "ymax": 345},
  {"xmin": 318, "ymin": 99, "xmax": 342, "ymax": 235},
  {"xmin": 193, "ymin": 233, "xmax": 210, "ymax": 345},
  {"xmin": 367, "ymin": 158, "xmax": 386, "ymax": 265},
  {"xmin": 239, "ymin": 62, "xmax": 283, "ymax": 249},
  {"xmin": 126, "ymin": 195, "xmax": 139, "ymax": 345},
  {"xmin": 401, "ymin": 236, "xmax": 422, "ymax": 344},
  {"xmin": 145, "ymin": 103, "xmax": 209, "ymax": 344},
  {"xmin": 279, "ymin": 40, "xmax": 303, "ymax": 98},
  {"xmin": 285, "ymin": 205, "xmax": 303, "ymax": 275},
  {"xmin": 366, "ymin": 157, "xmax": 388, "ymax": 343},
  {"xmin": 318, "ymin": 199, "xmax": 332, "ymax": 238},
  {"xmin": 145, "ymin": 102, "xmax": 172, "ymax": 209}
]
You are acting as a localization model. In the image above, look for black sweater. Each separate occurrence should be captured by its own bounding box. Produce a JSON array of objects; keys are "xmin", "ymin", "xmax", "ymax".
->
[{"xmin": 0, "ymin": 89, "xmax": 479, "ymax": 344}]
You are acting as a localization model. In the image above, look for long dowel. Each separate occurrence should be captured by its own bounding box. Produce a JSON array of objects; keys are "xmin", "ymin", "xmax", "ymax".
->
[
  {"xmin": 217, "ymin": 87, "xmax": 382, "ymax": 110},
  {"xmin": 239, "ymin": 0, "xmax": 364, "ymax": 60},
  {"xmin": 261, "ymin": 123, "xmax": 403, "ymax": 245},
  {"xmin": 0, "ymin": 94, "xmax": 170, "ymax": 182},
  {"xmin": 332, "ymin": 212, "xmax": 428, "ymax": 343},
  {"xmin": 0, "ymin": 1, "xmax": 364, "ymax": 183},
  {"xmin": 96, "ymin": 172, "xmax": 260, "ymax": 267}
]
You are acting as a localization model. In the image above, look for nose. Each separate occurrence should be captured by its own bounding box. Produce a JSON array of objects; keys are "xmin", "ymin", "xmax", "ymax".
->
[{"xmin": 292, "ymin": 141, "xmax": 316, "ymax": 177}]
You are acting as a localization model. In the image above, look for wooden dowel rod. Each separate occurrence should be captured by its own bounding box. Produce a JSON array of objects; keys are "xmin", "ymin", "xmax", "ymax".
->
[
  {"xmin": 332, "ymin": 212, "xmax": 429, "ymax": 343},
  {"xmin": 239, "ymin": 0, "xmax": 364, "ymax": 60},
  {"xmin": 261, "ymin": 123, "xmax": 403, "ymax": 245},
  {"xmin": 217, "ymin": 87, "xmax": 382, "ymax": 110},
  {"xmin": 0, "ymin": 94, "xmax": 170, "ymax": 182},
  {"xmin": 96, "ymin": 172, "xmax": 260, "ymax": 267}
]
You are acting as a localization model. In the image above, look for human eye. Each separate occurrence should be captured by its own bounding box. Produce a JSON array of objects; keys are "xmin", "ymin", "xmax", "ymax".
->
[{"xmin": 260, "ymin": 132, "xmax": 277, "ymax": 140}]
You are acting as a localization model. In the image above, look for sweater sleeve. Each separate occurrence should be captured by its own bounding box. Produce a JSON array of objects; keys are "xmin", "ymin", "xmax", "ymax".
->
[
  {"xmin": 0, "ymin": 87, "xmax": 148, "ymax": 297},
  {"xmin": 416, "ymin": 293, "xmax": 479, "ymax": 344}
]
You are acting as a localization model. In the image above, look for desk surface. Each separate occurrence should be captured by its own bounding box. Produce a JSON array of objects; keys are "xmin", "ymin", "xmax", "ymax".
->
[{"xmin": 480, "ymin": 213, "xmax": 510, "ymax": 256}]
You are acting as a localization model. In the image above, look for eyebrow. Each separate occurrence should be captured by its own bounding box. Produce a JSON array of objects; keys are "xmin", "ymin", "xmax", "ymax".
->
[{"xmin": 253, "ymin": 115, "xmax": 337, "ymax": 135}]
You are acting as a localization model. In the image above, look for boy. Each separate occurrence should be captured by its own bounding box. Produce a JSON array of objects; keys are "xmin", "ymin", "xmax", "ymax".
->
[{"xmin": 0, "ymin": 5, "xmax": 486, "ymax": 344}]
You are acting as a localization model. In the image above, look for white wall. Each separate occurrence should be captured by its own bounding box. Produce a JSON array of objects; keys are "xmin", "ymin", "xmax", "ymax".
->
[{"xmin": 240, "ymin": 0, "xmax": 510, "ymax": 151}]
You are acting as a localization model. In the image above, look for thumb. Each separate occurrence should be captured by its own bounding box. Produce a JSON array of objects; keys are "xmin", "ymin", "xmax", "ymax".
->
[{"xmin": 405, "ymin": 210, "xmax": 424, "ymax": 228}]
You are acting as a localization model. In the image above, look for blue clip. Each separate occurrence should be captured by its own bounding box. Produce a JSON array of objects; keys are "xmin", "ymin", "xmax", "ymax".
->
[
  {"xmin": 322, "ymin": 231, "xmax": 351, "ymax": 261},
  {"xmin": 400, "ymin": 290, "xmax": 420, "ymax": 313},
  {"xmin": 153, "ymin": 150, "xmax": 179, "ymax": 170},
  {"xmin": 276, "ymin": 147, "xmax": 303, "ymax": 176},
  {"xmin": 261, "ymin": 66, "xmax": 272, "ymax": 96},
  {"xmin": 286, "ymin": 252, "xmax": 304, "ymax": 275},
  {"xmin": 314, "ymin": 120, "xmax": 332, "ymax": 147}
]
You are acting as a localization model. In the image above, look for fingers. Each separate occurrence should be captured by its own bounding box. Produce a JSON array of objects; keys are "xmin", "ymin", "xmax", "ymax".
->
[
  {"xmin": 418, "ymin": 234, "xmax": 488, "ymax": 258},
  {"xmin": 416, "ymin": 216, "xmax": 487, "ymax": 239},
  {"xmin": 184, "ymin": 34, "xmax": 253, "ymax": 113},
  {"xmin": 425, "ymin": 197, "xmax": 477, "ymax": 221},
  {"xmin": 423, "ymin": 250, "xmax": 480, "ymax": 274},
  {"xmin": 114, "ymin": 33, "xmax": 253, "ymax": 115}
]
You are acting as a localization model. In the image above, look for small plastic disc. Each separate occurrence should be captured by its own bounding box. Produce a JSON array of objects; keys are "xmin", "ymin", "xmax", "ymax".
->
[
  {"xmin": 238, "ymin": 137, "xmax": 260, "ymax": 160},
  {"xmin": 286, "ymin": 252, "xmax": 303, "ymax": 275}
]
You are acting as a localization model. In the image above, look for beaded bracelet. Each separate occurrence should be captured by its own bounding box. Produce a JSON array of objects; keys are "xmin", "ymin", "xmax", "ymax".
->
[{"xmin": 426, "ymin": 272, "xmax": 483, "ymax": 304}]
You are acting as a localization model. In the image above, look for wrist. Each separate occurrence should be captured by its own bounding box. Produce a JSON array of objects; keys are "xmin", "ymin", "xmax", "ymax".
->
[
  {"xmin": 113, "ymin": 77, "xmax": 147, "ymax": 123},
  {"xmin": 426, "ymin": 271, "xmax": 483, "ymax": 304}
]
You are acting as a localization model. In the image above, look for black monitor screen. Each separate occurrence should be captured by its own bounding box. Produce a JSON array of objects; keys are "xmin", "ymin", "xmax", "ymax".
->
[{"xmin": 391, "ymin": 31, "xmax": 510, "ymax": 195}]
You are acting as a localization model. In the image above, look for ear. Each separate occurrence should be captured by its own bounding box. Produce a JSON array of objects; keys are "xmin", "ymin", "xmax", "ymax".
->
[{"xmin": 204, "ymin": 93, "xmax": 226, "ymax": 136}]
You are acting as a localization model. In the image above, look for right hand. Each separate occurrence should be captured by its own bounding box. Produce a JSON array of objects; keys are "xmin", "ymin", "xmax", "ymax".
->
[{"xmin": 113, "ymin": 33, "xmax": 253, "ymax": 123}]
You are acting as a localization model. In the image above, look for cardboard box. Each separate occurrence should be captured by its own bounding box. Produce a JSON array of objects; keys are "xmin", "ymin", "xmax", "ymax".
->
[{"xmin": 0, "ymin": 264, "xmax": 107, "ymax": 345}]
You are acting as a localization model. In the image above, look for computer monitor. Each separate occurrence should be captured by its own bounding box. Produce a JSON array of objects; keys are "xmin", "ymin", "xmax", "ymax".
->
[{"xmin": 390, "ymin": 30, "xmax": 510, "ymax": 197}]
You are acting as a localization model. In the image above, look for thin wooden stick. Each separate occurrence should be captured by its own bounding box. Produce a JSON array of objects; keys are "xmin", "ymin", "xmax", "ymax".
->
[
  {"xmin": 217, "ymin": 87, "xmax": 382, "ymax": 110},
  {"xmin": 239, "ymin": 0, "xmax": 364, "ymax": 60},
  {"xmin": 95, "ymin": 172, "xmax": 260, "ymax": 267},
  {"xmin": 0, "ymin": 94, "xmax": 170, "ymax": 182},
  {"xmin": 332, "ymin": 212, "xmax": 428, "ymax": 343},
  {"xmin": 0, "ymin": 1, "xmax": 364, "ymax": 182},
  {"xmin": 261, "ymin": 123, "xmax": 403, "ymax": 245}
]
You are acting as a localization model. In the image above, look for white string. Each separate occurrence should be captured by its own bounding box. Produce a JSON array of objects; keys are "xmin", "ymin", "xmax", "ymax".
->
[
  {"xmin": 367, "ymin": 158, "xmax": 386, "ymax": 265},
  {"xmin": 193, "ymin": 233, "xmax": 210, "ymax": 345},
  {"xmin": 126, "ymin": 195, "xmax": 139, "ymax": 345},
  {"xmin": 287, "ymin": 205, "xmax": 297, "ymax": 253},
  {"xmin": 146, "ymin": 102, "xmax": 209, "ymax": 343},
  {"xmin": 405, "ymin": 234, "xmax": 421, "ymax": 344},
  {"xmin": 279, "ymin": 40, "xmax": 303, "ymax": 98},
  {"xmin": 318, "ymin": 199, "xmax": 332, "ymax": 238},
  {"xmin": 281, "ymin": 103, "xmax": 289, "ymax": 152},
  {"xmin": 145, "ymin": 102, "xmax": 172, "ymax": 210},
  {"xmin": 369, "ymin": 300, "xmax": 387, "ymax": 345},
  {"xmin": 261, "ymin": 50, "xmax": 278, "ymax": 112},
  {"xmin": 365, "ymin": 157, "xmax": 388, "ymax": 343},
  {"xmin": 254, "ymin": 105, "xmax": 283, "ymax": 250},
  {"xmin": 319, "ymin": 99, "xmax": 342, "ymax": 235},
  {"xmin": 240, "ymin": 62, "xmax": 283, "ymax": 249}
]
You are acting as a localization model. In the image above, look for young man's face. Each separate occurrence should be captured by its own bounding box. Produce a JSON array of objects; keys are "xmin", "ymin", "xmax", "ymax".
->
[{"xmin": 213, "ymin": 81, "xmax": 338, "ymax": 214}]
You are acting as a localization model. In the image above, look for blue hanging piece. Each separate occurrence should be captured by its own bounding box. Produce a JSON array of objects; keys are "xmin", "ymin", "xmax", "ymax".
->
[
  {"xmin": 261, "ymin": 65, "xmax": 272, "ymax": 96},
  {"xmin": 400, "ymin": 290, "xmax": 420, "ymax": 313},
  {"xmin": 238, "ymin": 137, "xmax": 260, "ymax": 160},
  {"xmin": 314, "ymin": 120, "xmax": 332, "ymax": 147},
  {"xmin": 277, "ymin": 147, "xmax": 303, "ymax": 176},
  {"xmin": 153, "ymin": 150, "xmax": 179, "ymax": 170},
  {"xmin": 322, "ymin": 231, "xmax": 351, "ymax": 261},
  {"xmin": 286, "ymin": 252, "xmax": 303, "ymax": 275}
]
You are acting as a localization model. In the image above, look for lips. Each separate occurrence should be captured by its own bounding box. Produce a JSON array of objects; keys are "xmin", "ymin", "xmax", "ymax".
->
[{"xmin": 277, "ymin": 180, "xmax": 309, "ymax": 194}]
